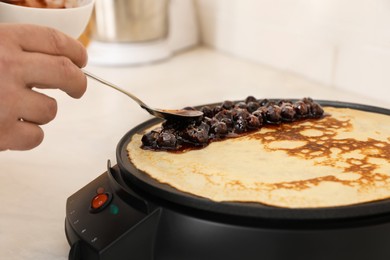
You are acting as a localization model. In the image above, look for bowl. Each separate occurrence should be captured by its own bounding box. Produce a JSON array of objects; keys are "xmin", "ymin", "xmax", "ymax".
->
[{"xmin": 0, "ymin": 0, "xmax": 95, "ymax": 38}]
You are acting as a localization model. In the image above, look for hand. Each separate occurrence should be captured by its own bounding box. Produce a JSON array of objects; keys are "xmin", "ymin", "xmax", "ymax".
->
[{"xmin": 0, "ymin": 24, "xmax": 88, "ymax": 151}]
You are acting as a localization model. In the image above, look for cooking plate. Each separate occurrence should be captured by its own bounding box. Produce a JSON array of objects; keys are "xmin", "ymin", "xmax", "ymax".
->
[{"xmin": 117, "ymin": 100, "xmax": 390, "ymax": 221}]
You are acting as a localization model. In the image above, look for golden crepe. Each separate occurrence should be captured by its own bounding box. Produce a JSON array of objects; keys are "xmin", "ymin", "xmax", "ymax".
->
[{"xmin": 127, "ymin": 107, "xmax": 390, "ymax": 208}]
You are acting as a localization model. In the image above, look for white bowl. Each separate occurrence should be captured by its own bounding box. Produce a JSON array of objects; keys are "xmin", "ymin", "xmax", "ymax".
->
[{"xmin": 0, "ymin": 0, "xmax": 95, "ymax": 38}]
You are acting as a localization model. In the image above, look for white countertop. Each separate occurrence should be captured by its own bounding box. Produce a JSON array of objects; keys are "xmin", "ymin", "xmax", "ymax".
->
[{"xmin": 1, "ymin": 47, "xmax": 389, "ymax": 260}]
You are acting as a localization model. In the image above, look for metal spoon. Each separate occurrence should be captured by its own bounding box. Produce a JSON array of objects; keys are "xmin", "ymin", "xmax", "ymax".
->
[{"xmin": 83, "ymin": 70, "xmax": 203, "ymax": 121}]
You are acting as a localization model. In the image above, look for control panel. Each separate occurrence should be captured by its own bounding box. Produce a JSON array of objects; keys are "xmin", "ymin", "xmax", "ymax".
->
[{"xmin": 66, "ymin": 172, "xmax": 147, "ymax": 251}]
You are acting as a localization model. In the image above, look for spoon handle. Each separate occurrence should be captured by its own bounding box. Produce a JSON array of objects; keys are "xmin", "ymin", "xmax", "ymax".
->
[{"xmin": 83, "ymin": 69, "xmax": 148, "ymax": 109}]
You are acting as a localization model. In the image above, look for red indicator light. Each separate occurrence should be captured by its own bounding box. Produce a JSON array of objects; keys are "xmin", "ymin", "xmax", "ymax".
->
[{"xmin": 91, "ymin": 193, "xmax": 109, "ymax": 209}]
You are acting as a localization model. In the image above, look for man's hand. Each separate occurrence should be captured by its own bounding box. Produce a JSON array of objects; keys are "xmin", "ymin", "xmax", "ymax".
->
[{"xmin": 0, "ymin": 24, "xmax": 88, "ymax": 150}]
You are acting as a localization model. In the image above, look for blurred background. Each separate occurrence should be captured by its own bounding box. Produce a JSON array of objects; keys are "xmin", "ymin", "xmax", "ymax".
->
[
  {"xmin": 195, "ymin": 0, "xmax": 390, "ymax": 104},
  {"xmin": 85, "ymin": 0, "xmax": 390, "ymax": 103}
]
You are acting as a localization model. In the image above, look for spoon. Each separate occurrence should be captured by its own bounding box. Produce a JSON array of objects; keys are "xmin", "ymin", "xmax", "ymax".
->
[{"xmin": 83, "ymin": 70, "xmax": 203, "ymax": 121}]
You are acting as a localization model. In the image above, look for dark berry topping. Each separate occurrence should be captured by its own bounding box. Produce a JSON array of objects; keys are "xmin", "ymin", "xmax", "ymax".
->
[
  {"xmin": 222, "ymin": 100, "xmax": 235, "ymax": 110},
  {"xmin": 247, "ymin": 101, "xmax": 260, "ymax": 113},
  {"xmin": 247, "ymin": 115, "xmax": 261, "ymax": 129},
  {"xmin": 293, "ymin": 101, "xmax": 309, "ymax": 117},
  {"xmin": 235, "ymin": 102, "xmax": 247, "ymax": 109},
  {"xmin": 141, "ymin": 97, "xmax": 324, "ymax": 151},
  {"xmin": 280, "ymin": 104, "xmax": 296, "ymax": 121},
  {"xmin": 212, "ymin": 121, "xmax": 228, "ymax": 136},
  {"xmin": 265, "ymin": 105, "xmax": 282, "ymax": 124},
  {"xmin": 213, "ymin": 105, "xmax": 223, "ymax": 115},
  {"xmin": 201, "ymin": 106, "xmax": 213, "ymax": 118},
  {"xmin": 258, "ymin": 98, "xmax": 269, "ymax": 106},
  {"xmin": 245, "ymin": 96, "xmax": 257, "ymax": 103},
  {"xmin": 157, "ymin": 132, "xmax": 177, "ymax": 149}
]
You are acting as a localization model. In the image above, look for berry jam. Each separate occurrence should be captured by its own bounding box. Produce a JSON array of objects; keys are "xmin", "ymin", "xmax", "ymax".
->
[{"xmin": 141, "ymin": 97, "xmax": 324, "ymax": 152}]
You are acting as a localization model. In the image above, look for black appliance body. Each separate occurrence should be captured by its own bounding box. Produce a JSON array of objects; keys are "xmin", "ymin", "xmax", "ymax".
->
[{"xmin": 65, "ymin": 101, "xmax": 390, "ymax": 260}]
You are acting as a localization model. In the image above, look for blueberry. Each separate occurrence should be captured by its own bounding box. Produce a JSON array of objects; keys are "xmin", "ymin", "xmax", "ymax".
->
[
  {"xmin": 233, "ymin": 108, "xmax": 250, "ymax": 121},
  {"xmin": 302, "ymin": 97, "xmax": 314, "ymax": 104},
  {"xmin": 157, "ymin": 132, "xmax": 177, "ymax": 148},
  {"xmin": 212, "ymin": 121, "xmax": 228, "ymax": 136},
  {"xmin": 310, "ymin": 102, "xmax": 324, "ymax": 117},
  {"xmin": 245, "ymin": 96, "xmax": 257, "ymax": 103},
  {"xmin": 222, "ymin": 100, "xmax": 234, "ymax": 110},
  {"xmin": 281, "ymin": 104, "xmax": 296, "ymax": 121},
  {"xmin": 251, "ymin": 110, "xmax": 264, "ymax": 125},
  {"xmin": 293, "ymin": 101, "xmax": 309, "ymax": 117},
  {"xmin": 215, "ymin": 110, "xmax": 232, "ymax": 121},
  {"xmin": 235, "ymin": 102, "xmax": 247, "ymax": 109},
  {"xmin": 234, "ymin": 118, "xmax": 247, "ymax": 133},
  {"xmin": 265, "ymin": 105, "xmax": 282, "ymax": 123},
  {"xmin": 278, "ymin": 99, "xmax": 293, "ymax": 106},
  {"xmin": 258, "ymin": 98, "xmax": 269, "ymax": 106},
  {"xmin": 247, "ymin": 101, "xmax": 260, "ymax": 113},
  {"xmin": 141, "ymin": 131, "xmax": 159, "ymax": 147},
  {"xmin": 301, "ymin": 97, "xmax": 315, "ymax": 114},
  {"xmin": 247, "ymin": 115, "xmax": 261, "ymax": 129},
  {"xmin": 185, "ymin": 122, "xmax": 210, "ymax": 144},
  {"xmin": 200, "ymin": 106, "xmax": 214, "ymax": 118},
  {"xmin": 221, "ymin": 117, "xmax": 234, "ymax": 129}
]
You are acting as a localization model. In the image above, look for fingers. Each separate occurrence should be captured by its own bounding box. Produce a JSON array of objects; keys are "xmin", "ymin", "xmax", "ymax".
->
[
  {"xmin": 18, "ymin": 89, "xmax": 58, "ymax": 125},
  {"xmin": 9, "ymin": 24, "xmax": 88, "ymax": 68},
  {"xmin": 21, "ymin": 52, "xmax": 87, "ymax": 98},
  {"xmin": 0, "ymin": 121, "xmax": 44, "ymax": 151},
  {"xmin": 1, "ymin": 24, "xmax": 88, "ymax": 99},
  {"xmin": 0, "ymin": 88, "xmax": 58, "ymax": 151}
]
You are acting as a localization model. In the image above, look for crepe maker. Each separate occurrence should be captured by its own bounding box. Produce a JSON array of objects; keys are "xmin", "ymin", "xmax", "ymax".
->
[{"xmin": 65, "ymin": 101, "xmax": 390, "ymax": 260}]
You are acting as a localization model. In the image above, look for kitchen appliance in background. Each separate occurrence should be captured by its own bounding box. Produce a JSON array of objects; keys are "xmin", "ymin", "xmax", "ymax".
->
[{"xmin": 87, "ymin": 0, "xmax": 199, "ymax": 66}]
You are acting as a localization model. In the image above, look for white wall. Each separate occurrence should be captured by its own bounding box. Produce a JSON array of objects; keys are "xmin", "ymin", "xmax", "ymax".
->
[{"xmin": 195, "ymin": 0, "xmax": 390, "ymax": 103}]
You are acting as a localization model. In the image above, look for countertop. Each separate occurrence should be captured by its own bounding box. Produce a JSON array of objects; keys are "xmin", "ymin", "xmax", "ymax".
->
[{"xmin": 1, "ymin": 47, "xmax": 389, "ymax": 260}]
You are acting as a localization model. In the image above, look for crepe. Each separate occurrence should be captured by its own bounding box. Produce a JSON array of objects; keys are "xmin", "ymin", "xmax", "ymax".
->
[{"xmin": 127, "ymin": 107, "xmax": 390, "ymax": 208}]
